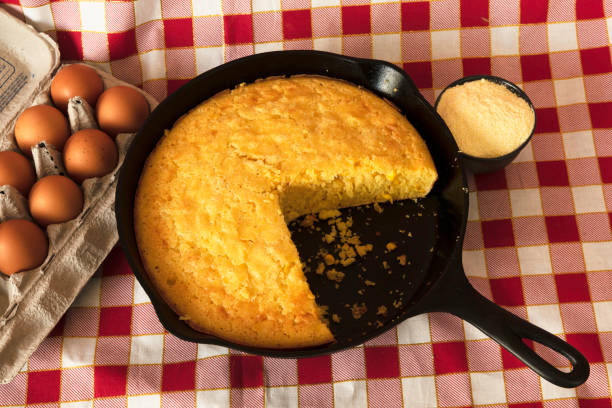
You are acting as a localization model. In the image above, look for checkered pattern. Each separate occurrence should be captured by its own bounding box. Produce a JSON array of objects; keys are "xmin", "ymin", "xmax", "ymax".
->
[{"xmin": 0, "ymin": 0, "xmax": 611, "ymax": 406}]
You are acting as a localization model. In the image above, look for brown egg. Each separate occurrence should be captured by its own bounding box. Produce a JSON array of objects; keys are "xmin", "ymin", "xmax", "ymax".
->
[
  {"xmin": 96, "ymin": 86, "xmax": 149, "ymax": 137},
  {"xmin": 50, "ymin": 64, "xmax": 104, "ymax": 113},
  {"xmin": 63, "ymin": 129, "xmax": 118, "ymax": 183},
  {"xmin": 14, "ymin": 105, "xmax": 70, "ymax": 157},
  {"xmin": 29, "ymin": 175, "xmax": 84, "ymax": 227},
  {"xmin": 0, "ymin": 219, "xmax": 48, "ymax": 276},
  {"xmin": 0, "ymin": 151, "xmax": 36, "ymax": 196}
]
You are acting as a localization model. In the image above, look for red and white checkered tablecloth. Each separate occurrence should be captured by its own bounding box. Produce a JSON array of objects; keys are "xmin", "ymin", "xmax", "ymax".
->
[{"xmin": 0, "ymin": 0, "xmax": 611, "ymax": 406}]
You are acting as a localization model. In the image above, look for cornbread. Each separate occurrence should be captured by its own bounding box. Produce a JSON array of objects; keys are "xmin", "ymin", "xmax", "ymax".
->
[
  {"xmin": 134, "ymin": 76, "xmax": 437, "ymax": 348},
  {"xmin": 436, "ymin": 78, "xmax": 535, "ymax": 158}
]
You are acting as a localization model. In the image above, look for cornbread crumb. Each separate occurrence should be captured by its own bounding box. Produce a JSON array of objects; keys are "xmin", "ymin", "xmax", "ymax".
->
[
  {"xmin": 386, "ymin": 242, "xmax": 397, "ymax": 251},
  {"xmin": 338, "ymin": 244, "xmax": 357, "ymax": 266},
  {"xmin": 315, "ymin": 263, "xmax": 325, "ymax": 275},
  {"xmin": 332, "ymin": 314, "xmax": 341, "ymax": 323},
  {"xmin": 351, "ymin": 303, "xmax": 368, "ymax": 319},
  {"xmin": 336, "ymin": 218, "xmax": 352, "ymax": 234},
  {"xmin": 135, "ymin": 76, "xmax": 437, "ymax": 348},
  {"xmin": 323, "ymin": 226, "xmax": 337, "ymax": 243},
  {"xmin": 326, "ymin": 269, "xmax": 345, "ymax": 283},
  {"xmin": 356, "ymin": 244, "xmax": 373, "ymax": 257},
  {"xmin": 300, "ymin": 214, "xmax": 317, "ymax": 228},
  {"xmin": 340, "ymin": 258, "xmax": 355, "ymax": 267},
  {"xmin": 347, "ymin": 235, "xmax": 360, "ymax": 245},
  {"xmin": 376, "ymin": 306, "xmax": 387, "ymax": 316},
  {"xmin": 373, "ymin": 202, "xmax": 384, "ymax": 213},
  {"xmin": 397, "ymin": 255, "xmax": 407, "ymax": 266},
  {"xmin": 319, "ymin": 209, "xmax": 341, "ymax": 219},
  {"xmin": 317, "ymin": 212, "xmax": 373, "ymax": 279},
  {"xmin": 364, "ymin": 280, "xmax": 376, "ymax": 286},
  {"xmin": 436, "ymin": 78, "xmax": 535, "ymax": 158}
]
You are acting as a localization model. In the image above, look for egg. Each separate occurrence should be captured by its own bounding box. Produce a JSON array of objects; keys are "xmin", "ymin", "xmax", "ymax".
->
[
  {"xmin": 63, "ymin": 129, "xmax": 118, "ymax": 183},
  {"xmin": 50, "ymin": 64, "xmax": 104, "ymax": 113},
  {"xmin": 29, "ymin": 175, "xmax": 84, "ymax": 227},
  {"xmin": 0, "ymin": 219, "xmax": 48, "ymax": 276},
  {"xmin": 0, "ymin": 151, "xmax": 36, "ymax": 196},
  {"xmin": 96, "ymin": 86, "xmax": 149, "ymax": 137},
  {"xmin": 14, "ymin": 105, "xmax": 70, "ymax": 157}
]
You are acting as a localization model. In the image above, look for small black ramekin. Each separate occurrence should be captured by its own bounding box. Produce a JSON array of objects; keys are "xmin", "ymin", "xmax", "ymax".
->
[{"xmin": 434, "ymin": 75, "xmax": 536, "ymax": 174}]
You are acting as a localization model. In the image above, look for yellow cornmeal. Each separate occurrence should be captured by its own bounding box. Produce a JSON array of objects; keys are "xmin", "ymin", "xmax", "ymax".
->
[
  {"xmin": 436, "ymin": 79, "xmax": 535, "ymax": 158},
  {"xmin": 134, "ymin": 76, "xmax": 437, "ymax": 349}
]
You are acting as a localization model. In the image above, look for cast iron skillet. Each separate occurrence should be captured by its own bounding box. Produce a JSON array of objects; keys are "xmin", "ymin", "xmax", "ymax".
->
[{"xmin": 115, "ymin": 51, "xmax": 589, "ymax": 388}]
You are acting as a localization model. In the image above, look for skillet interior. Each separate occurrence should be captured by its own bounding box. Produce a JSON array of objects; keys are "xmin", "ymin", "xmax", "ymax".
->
[{"xmin": 116, "ymin": 50, "xmax": 466, "ymax": 356}]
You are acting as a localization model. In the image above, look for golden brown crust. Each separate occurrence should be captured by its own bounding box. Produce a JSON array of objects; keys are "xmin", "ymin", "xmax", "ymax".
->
[{"xmin": 134, "ymin": 76, "xmax": 437, "ymax": 348}]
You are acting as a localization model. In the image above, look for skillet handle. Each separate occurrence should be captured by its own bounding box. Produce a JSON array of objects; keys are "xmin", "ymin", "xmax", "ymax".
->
[{"xmin": 418, "ymin": 258, "xmax": 590, "ymax": 388}]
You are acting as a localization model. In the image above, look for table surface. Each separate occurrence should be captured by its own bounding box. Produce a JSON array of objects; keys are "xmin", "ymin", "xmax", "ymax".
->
[{"xmin": 0, "ymin": 0, "xmax": 611, "ymax": 407}]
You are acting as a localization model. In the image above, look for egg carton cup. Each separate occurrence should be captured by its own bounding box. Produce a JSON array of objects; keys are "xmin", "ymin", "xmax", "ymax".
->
[{"xmin": 0, "ymin": 8, "xmax": 158, "ymax": 383}]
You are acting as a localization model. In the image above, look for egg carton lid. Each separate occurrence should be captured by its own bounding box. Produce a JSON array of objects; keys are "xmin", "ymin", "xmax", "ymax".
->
[{"xmin": 0, "ymin": 7, "xmax": 60, "ymax": 141}]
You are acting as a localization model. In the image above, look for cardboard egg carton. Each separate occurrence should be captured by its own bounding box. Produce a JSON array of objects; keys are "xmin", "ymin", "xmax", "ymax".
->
[{"xmin": 0, "ymin": 9, "xmax": 158, "ymax": 383}]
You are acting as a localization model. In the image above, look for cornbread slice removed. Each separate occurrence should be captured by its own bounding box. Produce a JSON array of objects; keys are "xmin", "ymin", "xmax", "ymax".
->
[{"xmin": 135, "ymin": 76, "xmax": 437, "ymax": 348}]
